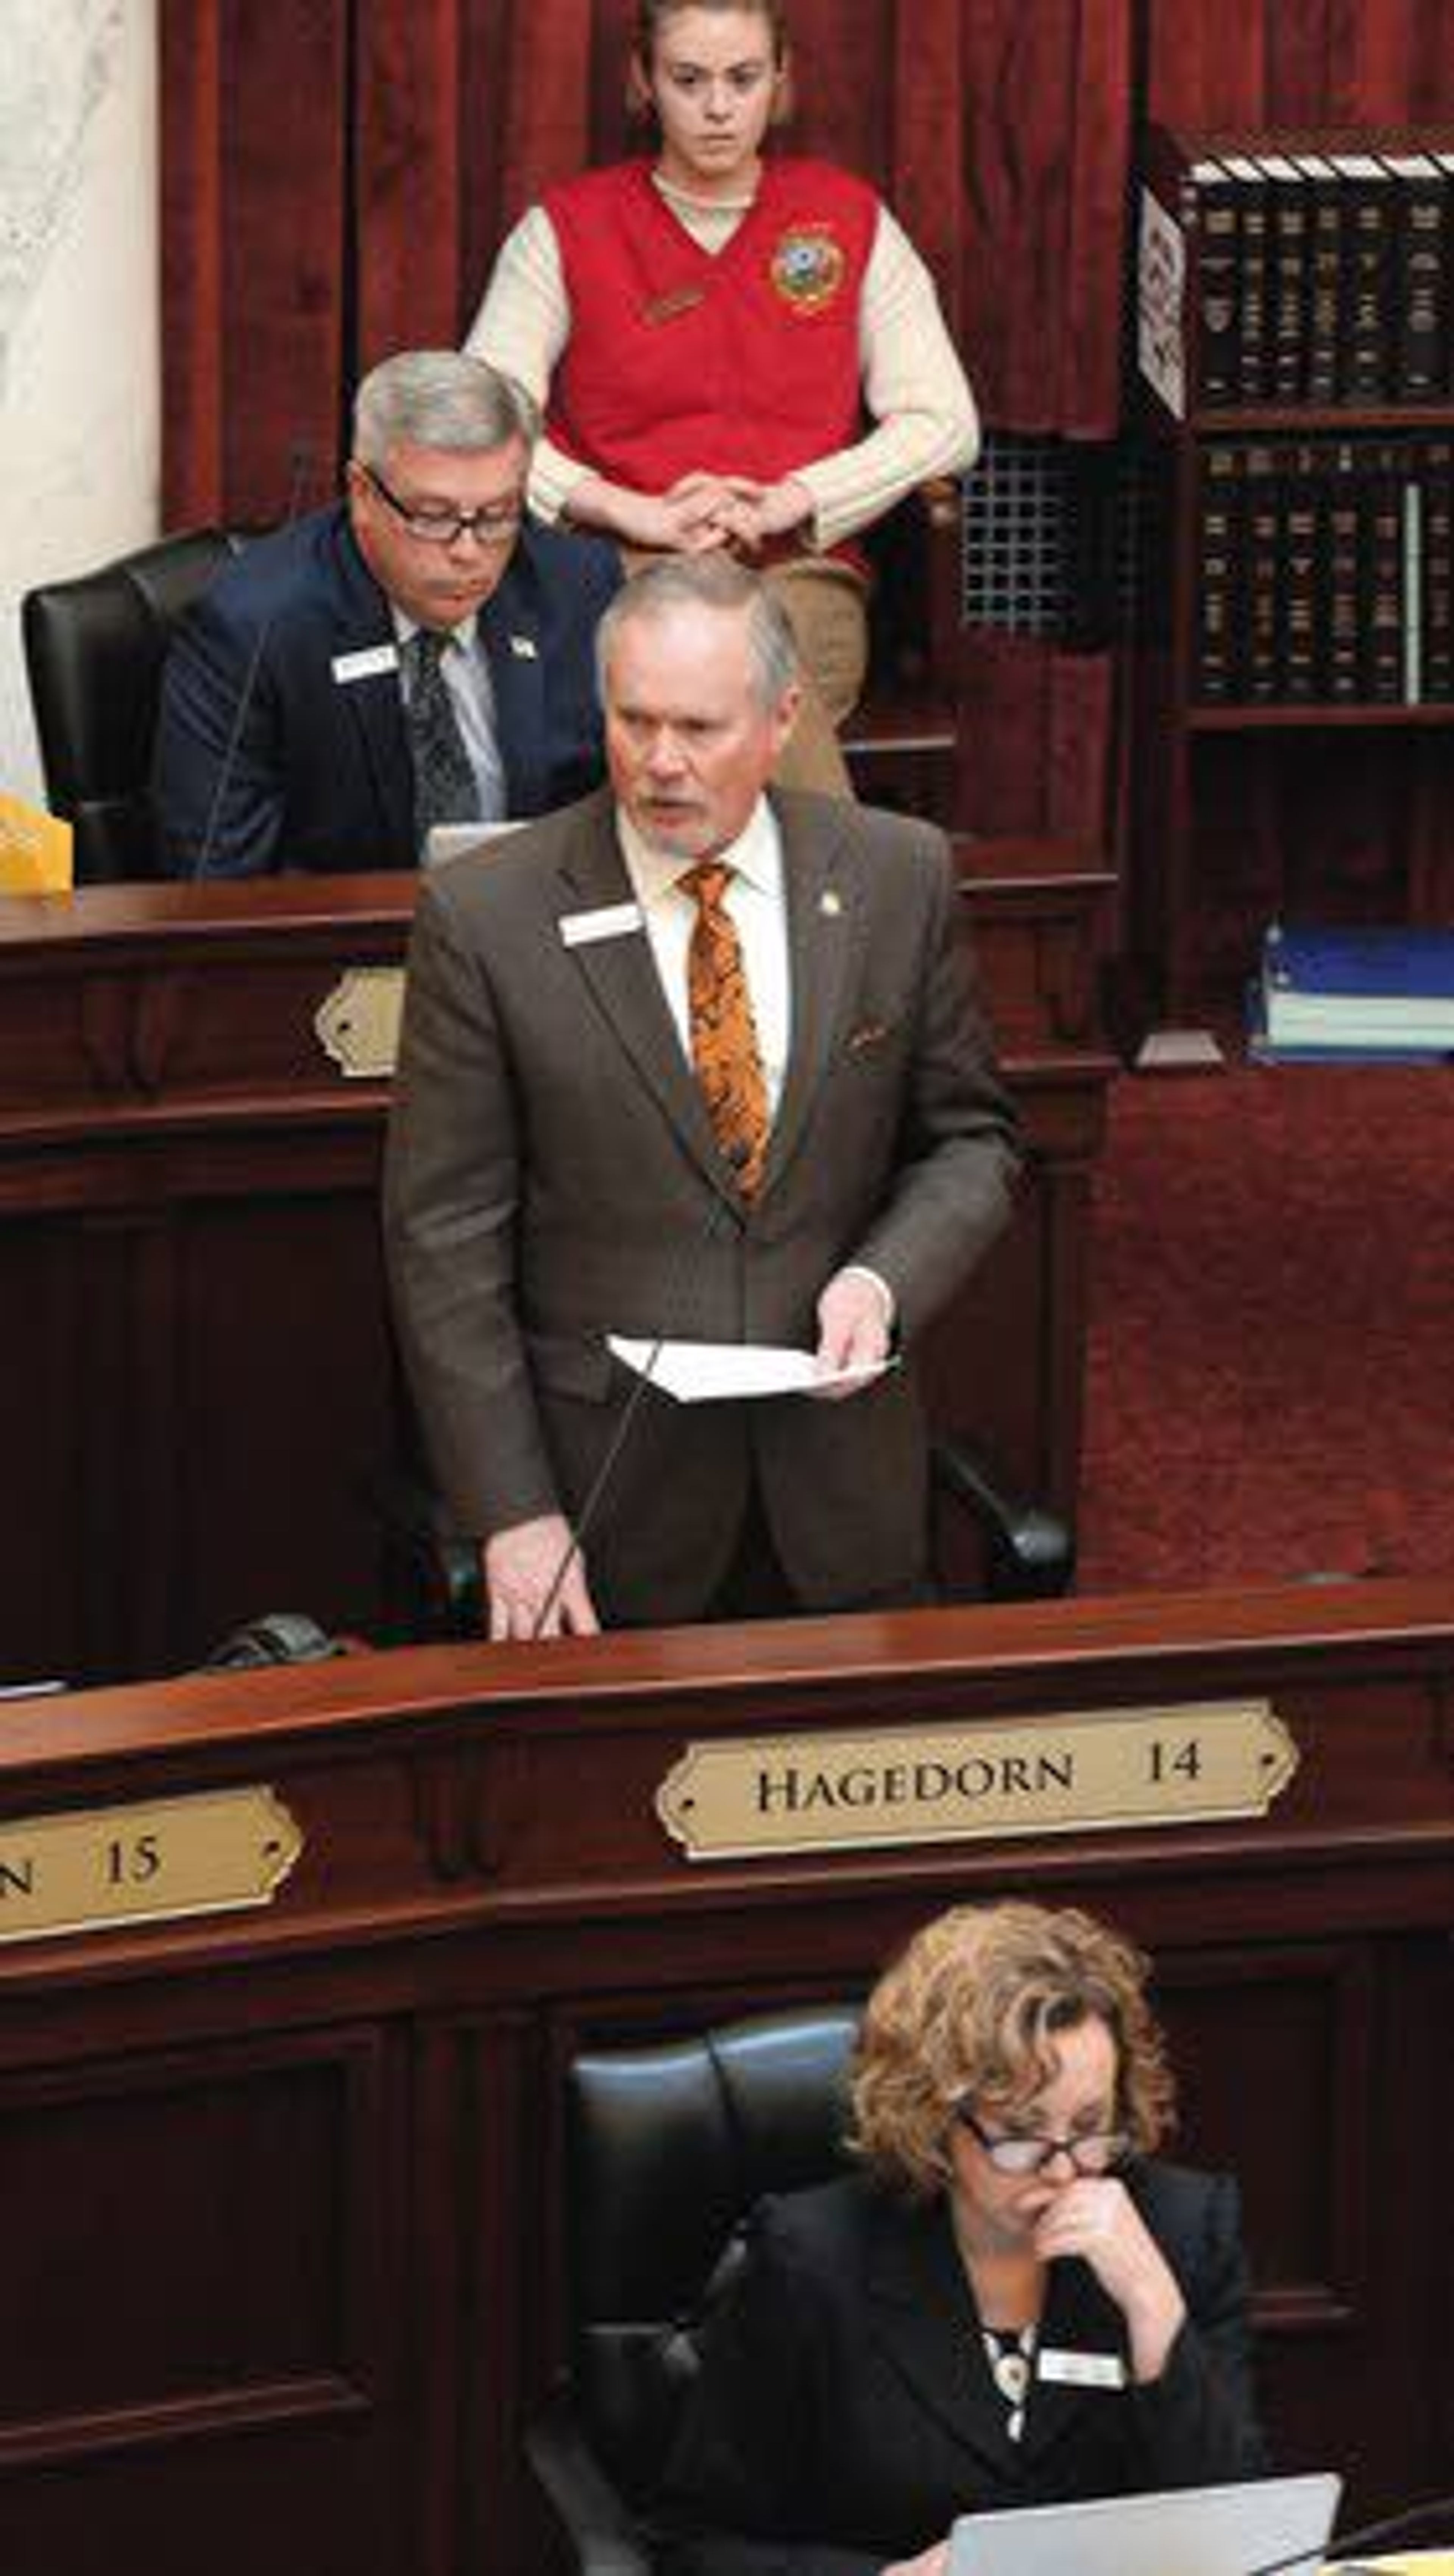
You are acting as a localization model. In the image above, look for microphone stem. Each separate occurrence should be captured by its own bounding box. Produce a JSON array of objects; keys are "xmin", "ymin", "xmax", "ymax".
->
[{"xmin": 528, "ymin": 1165, "xmax": 744, "ymax": 1640}]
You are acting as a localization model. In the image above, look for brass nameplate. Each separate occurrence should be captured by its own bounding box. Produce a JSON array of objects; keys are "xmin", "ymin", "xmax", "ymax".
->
[
  {"xmin": 0, "ymin": 1788, "xmax": 303, "ymax": 1945},
  {"xmin": 315, "ymin": 967, "xmax": 405, "ymax": 1078},
  {"xmin": 658, "ymin": 1700, "xmax": 1298, "ymax": 1862}
]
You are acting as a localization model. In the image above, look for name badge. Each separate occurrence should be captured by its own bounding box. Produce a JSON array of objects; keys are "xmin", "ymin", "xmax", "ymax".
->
[
  {"xmin": 560, "ymin": 902, "xmax": 644, "ymax": 949},
  {"xmin": 332, "ymin": 644, "xmax": 399, "ymax": 685},
  {"xmin": 1037, "ymin": 2347, "xmax": 1126, "ymax": 2390}
]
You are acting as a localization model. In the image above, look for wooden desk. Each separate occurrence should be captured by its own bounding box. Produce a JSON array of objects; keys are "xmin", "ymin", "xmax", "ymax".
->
[
  {"xmin": 0, "ymin": 843, "xmax": 1113, "ymax": 1684},
  {"xmin": 0, "ymin": 1580, "xmax": 1448, "ymax": 2572}
]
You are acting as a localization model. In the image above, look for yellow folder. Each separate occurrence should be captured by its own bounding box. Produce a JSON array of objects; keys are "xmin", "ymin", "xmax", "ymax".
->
[{"xmin": 0, "ymin": 790, "xmax": 73, "ymax": 893}]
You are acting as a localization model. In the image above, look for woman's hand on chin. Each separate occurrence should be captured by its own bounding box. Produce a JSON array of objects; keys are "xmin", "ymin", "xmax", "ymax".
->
[{"xmin": 1031, "ymin": 2177, "xmax": 1186, "ymax": 2380}]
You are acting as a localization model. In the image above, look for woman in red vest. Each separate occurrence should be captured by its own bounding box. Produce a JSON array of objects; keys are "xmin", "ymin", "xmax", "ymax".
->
[{"xmin": 468, "ymin": 0, "xmax": 978, "ymax": 795}]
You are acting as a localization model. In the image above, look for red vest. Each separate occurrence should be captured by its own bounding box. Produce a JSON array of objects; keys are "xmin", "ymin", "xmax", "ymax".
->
[{"xmin": 543, "ymin": 159, "xmax": 877, "ymax": 496}]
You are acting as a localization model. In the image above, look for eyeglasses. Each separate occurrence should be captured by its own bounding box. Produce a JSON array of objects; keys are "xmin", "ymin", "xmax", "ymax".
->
[
  {"xmin": 954, "ymin": 2103, "xmax": 1130, "ymax": 2176},
  {"xmin": 362, "ymin": 465, "xmax": 525, "ymax": 548}
]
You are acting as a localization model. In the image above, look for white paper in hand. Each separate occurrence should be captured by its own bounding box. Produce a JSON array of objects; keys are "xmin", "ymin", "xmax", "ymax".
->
[{"xmin": 607, "ymin": 1336, "xmax": 894, "ymax": 1403}]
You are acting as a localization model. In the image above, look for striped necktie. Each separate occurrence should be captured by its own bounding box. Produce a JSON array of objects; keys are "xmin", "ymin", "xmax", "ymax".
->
[
  {"xmin": 680, "ymin": 859, "xmax": 769, "ymax": 1197},
  {"xmin": 406, "ymin": 628, "xmax": 477, "ymax": 835}
]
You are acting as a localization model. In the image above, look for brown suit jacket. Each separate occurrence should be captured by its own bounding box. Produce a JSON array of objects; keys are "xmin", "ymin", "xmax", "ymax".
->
[{"xmin": 383, "ymin": 785, "xmax": 1019, "ymax": 1622}]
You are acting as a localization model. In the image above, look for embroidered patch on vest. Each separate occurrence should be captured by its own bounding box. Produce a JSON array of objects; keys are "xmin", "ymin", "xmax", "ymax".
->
[{"xmin": 768, "ymin": 225, "xmax": 846, "ymax": 313}]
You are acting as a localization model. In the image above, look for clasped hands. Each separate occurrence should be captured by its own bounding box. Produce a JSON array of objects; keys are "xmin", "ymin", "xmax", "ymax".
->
[{"xmin": 614, "ymin": 468, "xmax": 816, "ymax": 556}]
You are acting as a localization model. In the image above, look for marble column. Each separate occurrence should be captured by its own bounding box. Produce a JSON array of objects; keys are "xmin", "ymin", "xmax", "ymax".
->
[{"xmin": 0, "ymin": 0, "xmax": 158, "ymax": 807}]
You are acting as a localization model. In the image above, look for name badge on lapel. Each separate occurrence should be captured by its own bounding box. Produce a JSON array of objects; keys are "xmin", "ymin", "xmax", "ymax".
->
[
  {"xmin": 560, "ymin": 901, "xmax": 644, "ymax": 949},
  {"xmin": 1037, "ymin": 2347, "xmax": 1126, "ymax": 2390},
  {"xmin": 331, "ymin": 644, "xmax": 399, "ymax": 686}
]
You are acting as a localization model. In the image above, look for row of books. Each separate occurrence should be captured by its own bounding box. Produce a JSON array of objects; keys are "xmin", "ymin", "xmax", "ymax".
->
[
  {"xmin": 1194, "ymin": 434, "xmax": 1454, "ymax": 706},
  {"xmin": 1250, "ymin": 921, "xmax": 1454, "ymax": 1059},
  {"xmin": 1180, "ymin": 145, "xmax": 1454, "ymax": 408}
]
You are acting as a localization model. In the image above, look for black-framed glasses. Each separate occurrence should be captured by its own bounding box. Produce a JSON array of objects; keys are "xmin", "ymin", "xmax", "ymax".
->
[
  {"xmin": 954, "ymin": 2103, "xmax": 1130, "ymax": 2176},
  {"xmin": 362, "ymin": 464, "xmax": 524, "ymax": 548}
]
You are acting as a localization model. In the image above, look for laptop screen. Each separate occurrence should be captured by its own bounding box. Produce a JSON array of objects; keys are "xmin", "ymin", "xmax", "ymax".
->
[{"xmin": 949, "ymin": 2472, "xmax": 1342, "ymax": 2576}]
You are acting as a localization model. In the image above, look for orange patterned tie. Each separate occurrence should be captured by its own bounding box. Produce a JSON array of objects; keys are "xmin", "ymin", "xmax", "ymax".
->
[{"xmin": 681, "ymin": 860, "xmax": 770, "ymax": 1196}]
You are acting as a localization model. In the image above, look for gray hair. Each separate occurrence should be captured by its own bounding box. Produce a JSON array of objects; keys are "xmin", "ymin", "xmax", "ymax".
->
[
  {"xmin": 352, "ymin": 350, "xmax": 538, "ymax": 468},
  {"xmin": 595, "ymin": 556, "xmax": 800, "ymax": 711}
]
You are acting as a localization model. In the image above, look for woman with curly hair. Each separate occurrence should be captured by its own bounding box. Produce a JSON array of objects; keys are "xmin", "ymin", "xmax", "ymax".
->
[{"xmin": 661, "ymin": 1901, "xmax": 1266, "ymax": 2574}]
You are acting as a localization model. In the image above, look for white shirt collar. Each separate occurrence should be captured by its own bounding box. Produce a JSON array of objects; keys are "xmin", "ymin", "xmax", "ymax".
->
[
  {"xmin": 390, "ymin": 603, "xmax": 480, "ymax": 655},
  {"xmin": 616, "ymin": 795, "xmax": 782, "ymax": 908}
]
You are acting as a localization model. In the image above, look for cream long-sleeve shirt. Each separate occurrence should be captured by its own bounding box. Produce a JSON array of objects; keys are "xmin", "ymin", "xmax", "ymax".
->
[{"xmin": 466, "ymin": 170, "xmax": 979, "ymax": 553}]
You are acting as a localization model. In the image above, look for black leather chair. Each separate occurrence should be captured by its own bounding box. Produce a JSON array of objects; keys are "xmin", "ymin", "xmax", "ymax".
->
[
  {"xmin": 22, "ymin": 526, "xmax": 247, "ymax": 883},
  {"xmin": 529, "ymin": 2003, "xmax": 861, "ymax": 2576}
]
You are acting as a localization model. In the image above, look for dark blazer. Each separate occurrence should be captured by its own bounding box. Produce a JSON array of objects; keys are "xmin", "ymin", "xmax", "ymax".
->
[
  {"xmin": 383, "ymin": 788, "xmax": 1020, "ymax": 1622},
  {"xmin": 658, "ymin": 2165, "xmax": 1268, "ymax": 2576},
  {"xmin": 153, "ymin": 502, "xmax": 620, "ymax": 876}
]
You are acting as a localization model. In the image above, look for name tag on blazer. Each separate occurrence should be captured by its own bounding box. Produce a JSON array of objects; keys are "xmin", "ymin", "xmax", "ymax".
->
[
  {"xmin": 332, "ymin": 644, "xmax": 399, "ymax": 685},
  {"xmin": 560, "ymin": 901, "xmax": 645, "ymax": 948},
  {"xmin": 1037, "ymin": 2347, "xmax": 1126, "ymax": 2390}
]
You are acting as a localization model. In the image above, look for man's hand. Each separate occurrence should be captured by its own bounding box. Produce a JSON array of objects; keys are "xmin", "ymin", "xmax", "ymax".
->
[
  {"xmin": 811, "ymin": 1269, "xmax": 892, "ymax": 1400},
  {"xmin": 482, "ymin": 1514, "xmax": 601, "ymax": 1641},
  {"xmin": 1029, "ymin": 2175, "xmax": 1186, "ymax": 2382}
]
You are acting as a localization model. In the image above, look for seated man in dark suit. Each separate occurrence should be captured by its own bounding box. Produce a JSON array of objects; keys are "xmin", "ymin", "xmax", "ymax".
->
[{"xmin": 154, "ymin": 349, "xmax": 621, "ymax": 877}]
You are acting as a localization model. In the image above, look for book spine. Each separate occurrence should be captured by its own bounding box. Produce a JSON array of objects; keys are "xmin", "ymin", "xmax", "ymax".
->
[
  {"xmin": 1420, "ymin": 435, "xmax": 1454, "ymax": 699},
  {"xmin": 1384, "ymin": 154, "xmax": 1450, "ymax": 401},
  {"xmin": 1195, "ymin": 444, "xmax": 1241, "ymax": 700},
  {"xmin": 1241, "ymin": 439, "xmax": 1282, "ymax": 700},
  {"xmin": 1222, "ymin": 159, "xmax": 1271, "ymax": 402},
  {"xmin": 1361, "ymin": 438, "xmax": 1407, "ymax": 703},
  {"xmin": 1295, "ymin": 156, "xmax": 1345, "ymax": 404},
  {"xmin": 1195, "ymin": 166, "xmax": 1242, "ymax": 405},
  {"xmin": 1280, "ymin": 440, "xmax": 1321, "ymax": 700},
  {"xmin": 1404, "ymin": 474, "xmax": 1423, "ymax": 703},
  {"xmin": 1334, "ymin": 157, "xmax": 1395, "ymax": 402},
  {"xmin": 1437, "ymin": 152, "xmax": 1454, "ymax": 386},
  {"xmin": 1321, "ymin": 439, "xmax": 1364, "ymax": 703},
  {"xmin": 1264, "ymin": 160, "xmax": 1311, "ymax": 404}
]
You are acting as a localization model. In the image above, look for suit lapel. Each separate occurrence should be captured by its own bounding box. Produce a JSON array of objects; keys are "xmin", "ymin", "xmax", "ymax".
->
[
  {"xmin": 866, "ymin": 2195, "xmax": 1134, "ymax": 2482},
  {"xmin": 481, "ymin": 553, "xmax": 545, "ymax": 814},
  {"xmin": 1018, "ymin": 2257, "xmax": 1132, "ymax": 2467},
  {"xmin": 555, "ymin": 798, "xmax": 732, "ymax": 1199},
  {"xmin": 865, "ymin": 2196, "xmax": 1027, "ymax": 2479},
  {"xmin": 757, "ymin": 793, "xmax": 862, "ymax": 1203},
  {"xmin": 328, "ymin": 514, "xmax": 415, "ymax": 857}
]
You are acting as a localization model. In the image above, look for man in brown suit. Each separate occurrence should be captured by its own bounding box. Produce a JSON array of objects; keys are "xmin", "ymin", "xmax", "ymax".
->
[{"xmin": 384, "ymin": 556, "xmax": 1019, "ymax": 1638}]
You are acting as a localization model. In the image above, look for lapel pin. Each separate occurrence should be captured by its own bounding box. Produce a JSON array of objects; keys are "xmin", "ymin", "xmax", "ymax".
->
[
  {"xmin": 509, "ymin": 634, "xmax": 538, "ymax": 659},
  {"xmin": 820, "ymin": 888, "xmax": 842, "ymax": 917}
]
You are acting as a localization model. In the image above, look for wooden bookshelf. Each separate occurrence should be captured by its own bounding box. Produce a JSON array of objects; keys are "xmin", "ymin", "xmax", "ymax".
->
[{"xmin": 1128, "ymin": 123, "xmax": 1454, "ymax": 1023}]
